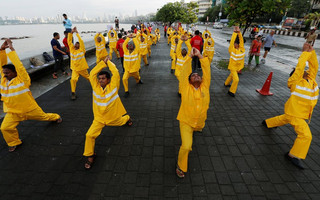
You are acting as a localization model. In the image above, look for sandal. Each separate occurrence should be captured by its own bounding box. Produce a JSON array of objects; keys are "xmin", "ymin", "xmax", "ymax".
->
[
  {"xmin": 56, "ymin": 117, "xmax": 63, "ymax": 124},
  {"xmin": 126, "ymin": 119, "xmax": 133, "ymax": 126},
  {"xmin": 8, "ymin": 143, "xmax": 22, "ymax": 152},
  {"xmin": 84, "ymin": 154, "xmax": 96, "ymax": 170},
  {"xmin": 176, "ymin": 165, "xmax": 185, "ymax": 178}
]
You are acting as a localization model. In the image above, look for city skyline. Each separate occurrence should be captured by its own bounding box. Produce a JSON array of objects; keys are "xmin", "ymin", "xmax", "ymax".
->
[{"xmin": 1, "ymin": 0, "xmax": 191, "ymax": 19}]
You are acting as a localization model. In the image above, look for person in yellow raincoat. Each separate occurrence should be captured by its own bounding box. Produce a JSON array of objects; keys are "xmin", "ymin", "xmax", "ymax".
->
[
  {"xmin": 122, "ymin": 34, "xmax": 143, "ymax": 98},
  {"xmin": 68, "ymin": 27, "xmax": 90, "ymax": 100},
  {"xmin": 170, "ymin": 32, "xmax": 180, "ymax": 74},
  {"xmin": 83, "ymin": 56, "xmax": 132, "ymax": 169},
  {"xmin": 224, "ymin": 26, "xmax": 245, "ymax": 97},
  {"xmin": 155, "ymin": 28, "xmax": 161, "ymax": 41},
  {"xmin": 203, "ymin": 37, "xmax": 215, "ymax": 64},
  {"xmin": 147, "ymin": 32, "xmax": 153, "ymax": 58},
  {"xmin": 139, "ymin": 33, "xmax": 149, "ymax": 66},
  {"xmin": 167, "ymin": 27, "xmax": 173, "ymax": 45},
  {"xmin": 262, "ymin": 43, "xmax": 318, "ymax": 170},
  {"xmin": 0, "ymin": 39, "xmax": 62, "ymax": 152},
  {"xmin": 176, "ymin": 47, "xmax": 210, "ymax": 178},
  {"xmin": 108, "ymin": 28, "xmax": 120, "ymax": 60},
  {"xmin": 94, "ymin": 32, "xmax": 108, "ymax": 64},
  {"xmin": 175, "ymin": 35, "xmax": 192, "ymax": 95}
]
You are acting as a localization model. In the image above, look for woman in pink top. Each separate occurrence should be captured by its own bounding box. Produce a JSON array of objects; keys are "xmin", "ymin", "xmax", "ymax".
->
[{"xmin": 248, "ymin": 35, "xmax": 262, "ymax": 66}]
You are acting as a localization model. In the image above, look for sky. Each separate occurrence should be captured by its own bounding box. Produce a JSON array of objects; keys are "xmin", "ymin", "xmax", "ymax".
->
[{"xmin": 1, "ymin": 0, "xmax": 192, "ymax": 18}]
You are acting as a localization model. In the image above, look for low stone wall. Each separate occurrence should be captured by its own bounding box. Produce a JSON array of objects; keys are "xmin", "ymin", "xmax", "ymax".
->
[{"xmin": 249, "ymin": 28, "xmax": 320, "ymax": 39}]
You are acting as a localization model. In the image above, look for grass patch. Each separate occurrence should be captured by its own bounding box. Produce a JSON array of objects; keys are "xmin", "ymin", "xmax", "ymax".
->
[{"xmin": 213, "ymin": 59, "xmax": 257, "ymax": 72}]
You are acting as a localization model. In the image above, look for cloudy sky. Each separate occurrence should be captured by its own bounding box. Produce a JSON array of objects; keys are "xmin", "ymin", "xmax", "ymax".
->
[{"xmin": 1, "ymin": 0, "xmax": 191, "ymax": 18}]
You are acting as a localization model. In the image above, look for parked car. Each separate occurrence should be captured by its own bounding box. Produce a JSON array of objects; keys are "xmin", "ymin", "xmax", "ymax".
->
[{"xmin": 213, "ymin": 22, "xmax": 223, "ymax": 29}]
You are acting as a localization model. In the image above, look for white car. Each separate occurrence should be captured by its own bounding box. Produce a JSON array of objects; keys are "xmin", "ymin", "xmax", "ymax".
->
[{"xmin": 213, "ymin": 22, "xmax": 223, "ymax": 29}]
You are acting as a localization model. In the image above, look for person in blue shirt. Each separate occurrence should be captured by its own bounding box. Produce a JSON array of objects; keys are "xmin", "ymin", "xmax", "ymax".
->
[
  {"xmin": 51, "ymin": 32, "xmax": 67, "ymax": 79},
  {"xmin": 261, "ymin": 30, "xmax": 277, "ymax": 64},
  {"xmin": 63, "ymin": 14, "xmax": 72, "ymax": 33}
]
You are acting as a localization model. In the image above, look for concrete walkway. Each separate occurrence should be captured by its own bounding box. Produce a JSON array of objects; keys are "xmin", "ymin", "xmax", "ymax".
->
[{"xmin": 0, "ymin": 32, "xmax": 319, "ymax": 200}]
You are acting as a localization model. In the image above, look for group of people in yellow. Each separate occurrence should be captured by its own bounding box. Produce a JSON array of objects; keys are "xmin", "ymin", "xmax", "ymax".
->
[{"xmin": 0, "ymin": 24, "xmax": 318, "ymax": 174}]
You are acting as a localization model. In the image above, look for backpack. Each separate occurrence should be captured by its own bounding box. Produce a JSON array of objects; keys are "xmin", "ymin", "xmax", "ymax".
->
[
  {"xmin": 30, "ymin": 57, "xmax": 44, "ymax": 66},
  {"xmin": 42, "ymin": 52, "xmax": 54, "ymax": 62}
]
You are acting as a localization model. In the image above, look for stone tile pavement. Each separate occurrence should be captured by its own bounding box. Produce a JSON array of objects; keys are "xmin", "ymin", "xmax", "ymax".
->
[{"xmin": 0, "ymin": 32, "xmax": 319, "ymax": 200}]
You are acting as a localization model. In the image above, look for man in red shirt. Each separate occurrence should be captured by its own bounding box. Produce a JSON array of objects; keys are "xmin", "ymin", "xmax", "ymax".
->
[
  {"xmin": 190, "ymin": 30, "xmax": 203, "ymax": 71},
  {"xmin": 116, "ymin": 33, "xmax": 125, "ymax": 73},
  {"xmin": 62, "ymin": 31, "xmax": 70, "ymax": 57}
]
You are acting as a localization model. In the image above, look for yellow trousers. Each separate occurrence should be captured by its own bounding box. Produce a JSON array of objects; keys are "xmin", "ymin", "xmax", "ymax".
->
[
  {"xmin": 171, "ymin": 56, "xmax": 176, "ymax": 70},
  {"xmin": 1, "ymin": 107, "xmax": 60, "ymax": 147},
  {"xmin": 122, "ymin": 71, "xmax": 141, "ymax": 92},
  {"xmin": 141, "ymin": 54, "xmax": 148, "ymax": 65},
  {"xmin": 109, "ymin": 47, "xmax": 119, "ymax": 60},
  {"xmin": 70, "ymin": 69, "xmax": 90, "ymax": 93},
  {"xmin": 177, "ymin": 122, "xmax": 202, "ymax": 172},
  {"xmin": 83, "ymin": 115, "xmax": 130, "ymax": 156},
  {"xmin": 266, "ymin": 114, "xmax": 312, "ymax": 159},
  {"xmin": 147, "ymin": 46, "xmax": 151, "ymax": 57},
  {"xmin": 224, "ymin": 70, "xmax": 239, "ymax": 94}
]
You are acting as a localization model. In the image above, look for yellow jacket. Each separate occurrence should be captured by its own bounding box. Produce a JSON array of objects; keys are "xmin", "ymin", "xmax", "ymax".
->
[
  {"xmin": 170, "ymin": 35, "xmax": 180, "ymax": 57},
  {"xmin": 0, "ymin": 50, "xmax": 39, "ymax": 113},
  {"xmin": 123, "ymin": 38, "xmax": 141, "ymax": 73},
  {"xmin": 228, "ymin": 32, "xmax": 245, "ymax": 71},
  {"xmin": 68, "ymin": 33, "xmax": 89, "ymax": 71},
  {"xmin": 285, "ymin": 50, "xmax": 319, "ymax": 120},
  {"xmin": 177, "ymin": 57, "xmax": 211, "ymax": 129},
  {"xmin": 94, "ymin": 33, "xmax": 108, "ymax": 60},
  {"xmin": 139, "ymin": 34, "xmax": 148, "ymax": 56},
  {"xmin": 108, "ymin": 29, "xmax": 118, "ymax": 48},
  {"xmin": 90, "ymin": 60, "xmax": 127, "ymax": 124},
  {"xmin": 175, "ymin": 39, "xmax": 192, "ymax": 78},
  {"xmin": 203, "ymin": 38, "xmax": 215, "ymax": 60},
  {"xmin": 203, "ymin": 30, "xmax": 212, "ymax": 38}
]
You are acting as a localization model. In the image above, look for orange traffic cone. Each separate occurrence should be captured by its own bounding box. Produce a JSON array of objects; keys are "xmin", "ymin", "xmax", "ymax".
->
[{"xmin": 256, "ymin": 72, "xmax": 273, "ymax": 96}]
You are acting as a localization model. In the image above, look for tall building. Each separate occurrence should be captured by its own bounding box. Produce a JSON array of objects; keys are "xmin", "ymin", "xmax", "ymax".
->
[{"xmin": 197, "ymin": 0, "xmax": 212, "ymax": 18}]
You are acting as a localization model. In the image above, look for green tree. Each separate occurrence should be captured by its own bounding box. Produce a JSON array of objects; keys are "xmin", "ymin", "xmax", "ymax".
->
[
  {"xmin": 155, "ymin": 1, "xmax": 198, "ymax": 25},
  {"xmin": 199, "ymin": 4, "xmax": 228, "ymax": 22},
  {"xmin": 226, "ymin": 0, "xmax": 291, "ymax": 35},
  {"xmin": 287, "ymin": 0, "xmax": 310, "ymax": 18},
  {"xmin": 305, "ymin": 12, "xmax": 320, "ymax": 28}
]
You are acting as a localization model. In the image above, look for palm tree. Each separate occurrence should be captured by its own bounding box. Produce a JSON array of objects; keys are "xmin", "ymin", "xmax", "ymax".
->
[{"xmin": 305, "ymin": 12, "xmax": 320, "ymax": 28}]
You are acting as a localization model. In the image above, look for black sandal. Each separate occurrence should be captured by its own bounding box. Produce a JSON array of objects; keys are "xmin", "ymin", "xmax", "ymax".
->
[
  {"xmin": 126, "ymin": 119, "xmax": 133, "ymax": 126},
  {"xmin": 84, "ymin": 154, "xmax": 96, "ymax": 170}
]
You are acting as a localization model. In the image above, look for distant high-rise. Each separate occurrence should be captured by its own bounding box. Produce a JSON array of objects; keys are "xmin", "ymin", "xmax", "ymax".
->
[{"xmin": 135, "ymin": 10, "xmax": 138, "ymax": 17}]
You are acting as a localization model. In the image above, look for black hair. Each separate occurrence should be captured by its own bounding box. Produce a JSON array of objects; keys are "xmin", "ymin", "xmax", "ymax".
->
[
  {"xmin": 2, "ymin": 64, "xmax": 16, "ymax": 73},
  {"xmin": 188, "ymin": 72, "xmax": 199, "ymax": 81},
  {"xmin": 53, "ymin": 32, "xmax": 59, "ymax": 37},
  {"xmin": 63, "ymin": 14, "xmax": 67, "ymax": 16},
  {"xmin": 98, "ymin": 71, "xmax": 111, "ymax": 79},
  {"xmin": 118, "ymin": 33, "xmax": 122, "ymax": 39},
  {"xmin": 195, "ymin": 30, "xmax": 200, "ymax": 35},
  {"xmin": 234, "ymin": 35, "xmax": 240, "ymax": 45},
  {"xmin": 64, "ymin": 31, "xmax": 68, "ymax": 34},
  {"xmin": 289, "ymin": 68, "xmax": 295, "ymax": 77}
]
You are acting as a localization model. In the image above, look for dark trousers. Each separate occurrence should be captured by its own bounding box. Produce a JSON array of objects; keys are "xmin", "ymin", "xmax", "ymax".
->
[
  {"xmin": 54, "ymin": 55, "xmax": 65, "ymax": 73},
  {"xmin": 65, "ymin": 28, "xmax": 72, "ymax": 33},
  {"xmin": 120, "ymin": 57, "xmax": 124, "ymax": 72},
  {"xmin": 164, "ymin": 31, "xmax": 167, "ymax": 38},
  {"xmin": 192, "ymin": 56, "xmax": 201, "ymax": 72}
]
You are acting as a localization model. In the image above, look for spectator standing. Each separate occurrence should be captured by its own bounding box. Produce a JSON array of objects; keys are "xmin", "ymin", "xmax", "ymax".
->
[
  {"xmin": 248, "ymin": 35, "xmax": 262, "ymax": 67},
  {"xmin": 261, "ymin": 30, "xmax": 277, "ymax": 64},
  {"xmin": 190, "ymin": 30, "xmax": 203, "ymax": 71},
  {"xmin": 305, "ymin": 28, "xmax": 317, "ymax": 46},
  {"xmin": 115, "ymin": 17, "xmax": 119, "ymax": 30},
  {"xmin": 63, "ymin": 14, "xmax": 72, "ymax": 33},
  {"xmin": 51, "ymin": 32, "xmax": 67, "ymax": 79}
]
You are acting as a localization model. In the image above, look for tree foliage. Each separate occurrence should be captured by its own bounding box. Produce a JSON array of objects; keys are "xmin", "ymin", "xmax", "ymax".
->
[
  {"xmin": 305, "ymin": 12, "xmax": 320, "ymax": 28},
  {"xmin": 199, "ymin": 4, "xmax": 228, "ymax": 22},
  {"xmin": 225, "ymin": 0, "xmax": 291, "ymax": 34},
  {"xmin": 155, "ymin": 1, "xmax": 198, "ymax": 24},
  {"xmin": 287, "ymin": 0, "xmax": 310, "ymax": 18}
]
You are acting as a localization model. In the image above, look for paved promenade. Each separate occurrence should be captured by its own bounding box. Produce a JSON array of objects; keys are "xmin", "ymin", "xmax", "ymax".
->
[{"xmin": 0, "ymin": 33, "xmax": 319, "ymax": 200}]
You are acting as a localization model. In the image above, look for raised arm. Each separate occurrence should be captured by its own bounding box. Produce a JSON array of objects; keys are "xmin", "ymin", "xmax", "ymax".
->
[
  {"xmin": 180, "ymin": 56, "xmax": 193, "ymax": 92},
  {"xmin": 76, "ymin": 33, "xmax": 86, "ymax": 52},
  {"xmin": 229, "ymin": 32, "xmax": 237, "ymax": 53},
  {"xmin": 67, "ymin": 33, "xmax": 74, "ymax": 49},
  {"xmin": 306, "ymin": 50, "xmax": 319, "ymax": 80},
  {"xmin": 94, "ymin": 33, "xmax": 99, "ymax": 43},
  {"xmin": 288, "ymin": 51, "xmax": 312, "ymax": 88},
  {"xmin": 89, "ymin": 60, "xmax": 107, "ymax": 88},
  {"xmin": 107, "ymin": 60, "xmax": 120, "ymax": 90},
  {"xmin": 200, "ymin": 57, "xmax": 210, "ymax": 89},
  {"xmin": 123, "ymin": 37, "xmax": 130, "ymax": 54},
  {"xmin": 238, "ymin": 32, "xmax": 245, "ymax": 51},
  {"xmin": 176, "ymin": 40, "xmax": 183, "ymax": 58},
  {"xmin": 132, "ymin": 38, "xmax": 140, "ymax": 53},
  {"xmin": 8, "ymin": 51, "xmax": 31, "ymax": 87},
  {"xmin": 101, "ymin": 34, "xmax": 106, "ymax": 44}
]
